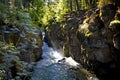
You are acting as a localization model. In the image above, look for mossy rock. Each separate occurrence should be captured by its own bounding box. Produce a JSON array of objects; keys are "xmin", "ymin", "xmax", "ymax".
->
[{"xmin": 109, "ymin": 20, "xmax": 120, "ymax": 33}]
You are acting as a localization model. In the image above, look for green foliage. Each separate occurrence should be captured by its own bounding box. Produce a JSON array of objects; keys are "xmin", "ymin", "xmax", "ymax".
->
[
  {"xmin": 27, "ymin": 0, "xmax": 99, "ymax": 27},
  {"xmin": 42, "ymin": 0, "xmax": 68, "ymax": 26},
  {"xmin": 0, "ymin": 41, "xmax": 20, "ymax": 79},
  {"xmin": 0, "ymin": 42, "xmax": 19, "ymax": 64},
  {"xmin": 28, "ymin": 0, "xmax": 45, "ymax": 25}
]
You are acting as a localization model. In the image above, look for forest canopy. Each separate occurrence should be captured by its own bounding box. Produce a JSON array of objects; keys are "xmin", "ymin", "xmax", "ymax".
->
[{"xmin": 1, "ymin": 0, "xmax": 119, "ymax": 26}]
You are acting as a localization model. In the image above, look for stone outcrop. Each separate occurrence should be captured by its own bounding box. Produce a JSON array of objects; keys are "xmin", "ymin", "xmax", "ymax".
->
[
  {"xmin": 45, "ymin": 4, "xmax": 120, "ymax": 80},
  {"xmin": 0, "ymin": 11, "xmax": 43, "ymax": 79},
  {"xmin": 0, "ymin": 12, "xmax": 43, "ymax": 62}
]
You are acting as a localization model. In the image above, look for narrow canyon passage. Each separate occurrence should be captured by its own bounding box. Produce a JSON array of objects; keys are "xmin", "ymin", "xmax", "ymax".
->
[
  {"xmin": 31, "ymin": 41, "xmax": 80, "ymax": 80},
  {"xmin": 31, "ymin": 33, "xmax": 98, "ymax": 80}
]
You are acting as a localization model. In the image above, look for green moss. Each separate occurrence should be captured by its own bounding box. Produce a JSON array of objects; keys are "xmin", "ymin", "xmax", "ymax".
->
[
  {"xmin": 85, "ymin": 31, "xmax": 93, "ymax": 37},
  {"xmin": 110, "ymin": 20, "xmax": 120, "ymax": 24},
  {"xmin": 109, "ymin": 20, "xmax": 120, "ymax": 33}
]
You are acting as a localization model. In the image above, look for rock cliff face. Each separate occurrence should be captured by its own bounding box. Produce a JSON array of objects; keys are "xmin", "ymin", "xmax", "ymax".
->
[
  {"xmin": 45, "ymin": 4, "xmax": 120, "ymax": 80},
  {"xmin": 0, "ymin": 11, "xmax": 43, "ymax": 78},
  {"xmin": 0, "ymin": 12, "xmax": 43, "ymax": 62}
]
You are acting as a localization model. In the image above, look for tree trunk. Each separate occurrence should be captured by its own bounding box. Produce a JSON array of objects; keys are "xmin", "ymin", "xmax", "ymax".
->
[
  {"xmin": 70, "ymin": 0, "xmax": 73, "ymax": 11},
  {"xmin": 75, "ymin": 0, "xmax": 80, "ymax": 11}
]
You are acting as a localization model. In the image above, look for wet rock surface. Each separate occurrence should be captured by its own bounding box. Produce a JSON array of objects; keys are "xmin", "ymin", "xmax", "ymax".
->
[{"xmin": 31, "ymin": 42, "xmax": 98, "ymax": 80}]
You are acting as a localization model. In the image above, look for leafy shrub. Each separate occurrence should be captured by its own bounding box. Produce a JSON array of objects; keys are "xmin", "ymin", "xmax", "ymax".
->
[{"xmin": 0, "ymin": 41, "xmax": 20, "ymax": 79}]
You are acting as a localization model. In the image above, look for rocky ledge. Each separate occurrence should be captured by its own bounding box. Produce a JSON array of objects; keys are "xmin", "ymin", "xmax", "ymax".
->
[{"xmin": 45, "ymin": 4, "xmax": 120, "ymax": 80}]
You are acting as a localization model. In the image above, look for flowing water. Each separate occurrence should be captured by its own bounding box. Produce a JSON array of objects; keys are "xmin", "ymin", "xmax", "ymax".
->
[{"xmin": 31, "ymin": 33, "xmax": 98, "ymax": 80}]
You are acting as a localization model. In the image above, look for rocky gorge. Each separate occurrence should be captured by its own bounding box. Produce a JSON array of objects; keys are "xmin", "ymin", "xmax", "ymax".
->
[
  {"xmin": 45, "ymin": 4, "xmax": 120, "ymax": 80},
  {"xmin": 1, "ymin": 0, "xmax": 120, "ymax": 80}
]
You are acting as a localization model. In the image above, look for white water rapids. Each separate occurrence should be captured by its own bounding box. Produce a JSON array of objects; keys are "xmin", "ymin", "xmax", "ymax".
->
[{"xmin": 31, "ymin": 32, "xmax": 98, "ymax": 80}]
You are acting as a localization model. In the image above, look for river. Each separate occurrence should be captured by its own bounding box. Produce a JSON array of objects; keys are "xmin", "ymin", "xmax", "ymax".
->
[{"xmin": 31, "ymin": 33, "xmax": 98, "ymax": 80}]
